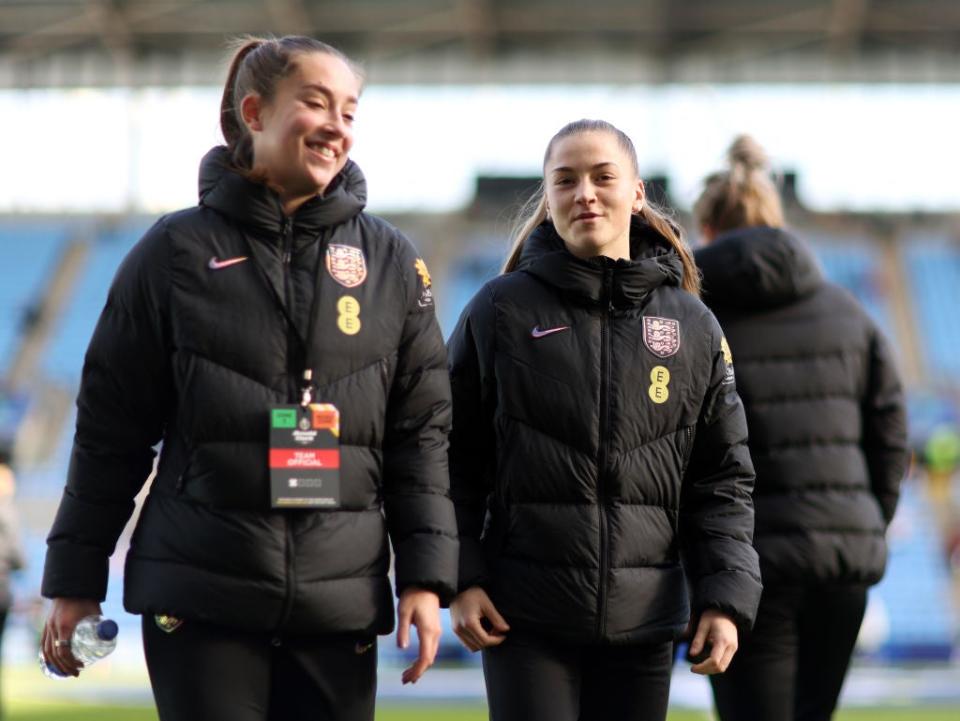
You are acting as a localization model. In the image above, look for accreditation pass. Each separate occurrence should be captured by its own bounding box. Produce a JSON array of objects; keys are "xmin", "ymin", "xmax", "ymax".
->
[{"xmin": 269, "ymin": 404, "xmax": 341, "ymax": 508}]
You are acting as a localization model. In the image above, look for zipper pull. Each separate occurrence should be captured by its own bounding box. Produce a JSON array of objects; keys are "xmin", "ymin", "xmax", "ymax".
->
[
  {"xmin": 282, "ymin": 218, "xmax": 293, "ymax": 264},
  {"xmin": 300, "ymin": 369, "xmax": 314, "ymax": 407}
]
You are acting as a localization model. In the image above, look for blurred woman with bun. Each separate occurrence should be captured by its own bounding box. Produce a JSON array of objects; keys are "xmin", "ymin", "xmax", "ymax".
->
[{"xmin": 694, "ymin": 136, "xmax": 909, "ymax": 721}]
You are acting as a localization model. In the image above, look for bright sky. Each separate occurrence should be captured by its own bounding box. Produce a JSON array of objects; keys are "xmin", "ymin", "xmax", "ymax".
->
[{"xmin": 2, "ymin": 84, "xmax": 958, "ymax": 214}]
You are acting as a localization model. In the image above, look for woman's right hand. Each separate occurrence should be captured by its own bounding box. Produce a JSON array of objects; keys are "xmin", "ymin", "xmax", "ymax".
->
[
  {"xmin": 450, "ymin": 586, "xmax": 510, "ymax": 652},
  {"xmin": 41, "ymin": 597, "xmax": 102, "ymax": 677}
]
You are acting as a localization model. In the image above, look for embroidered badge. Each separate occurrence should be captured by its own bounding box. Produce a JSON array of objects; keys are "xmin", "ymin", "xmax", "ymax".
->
[
  {"xmin": 326, "ymin": 244, "xmax": 367, "ymax": 288},
  {"xmin": 154, "ymin": 614, "xmax": 184, "ymax": 634},
  {"xmin": 720, "ymin": 336, "xmax": 735, "ymax": 385},
  {"xmin": 414, "ymin": 258, "xmax": 434, "ymax": 309},
  {"xmin": 642, "ymin": 316, "xmax": 681, "ymax": 358}
]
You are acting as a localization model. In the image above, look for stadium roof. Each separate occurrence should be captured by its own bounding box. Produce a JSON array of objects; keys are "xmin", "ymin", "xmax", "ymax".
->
[{"xmin": 2, "ymin": 0, "xmax": 960, "ymax": 86}]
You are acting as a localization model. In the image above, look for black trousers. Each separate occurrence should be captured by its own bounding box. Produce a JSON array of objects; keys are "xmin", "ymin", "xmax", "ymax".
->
[
  {"xmin": 710, "ymin": 583, "xmax": 868, "ymax": 721},
  {"xmin": 141, "ymin": 616, "xmax": 377, "ymax": 721},
  {"xmin": 482, "ymin": 631, "xmax": 673, "ymax": 721}
]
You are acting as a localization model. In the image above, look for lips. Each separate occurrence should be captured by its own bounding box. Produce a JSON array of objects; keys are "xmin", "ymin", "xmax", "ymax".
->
[{"xmin": 574, "ymin": 212, "xmax": 601, "ymax": 222}]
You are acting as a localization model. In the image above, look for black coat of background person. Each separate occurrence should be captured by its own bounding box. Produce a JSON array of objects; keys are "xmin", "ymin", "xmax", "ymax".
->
[
  {"xmin": 695, "ymin": 226, "xmax": 909, "ymax": 586},
  {"xmin": 448, "ymin": 218, "xmax": 763, "ymax": 645},
  {"xmin": 42, "ymin": 146, "xmax": 459, "ymax": 634}
]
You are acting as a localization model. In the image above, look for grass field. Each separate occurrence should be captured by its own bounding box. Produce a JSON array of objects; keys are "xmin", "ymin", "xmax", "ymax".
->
[{"xmin": 6, "ymin": 702, "xmax": 960, "ymax": 721}]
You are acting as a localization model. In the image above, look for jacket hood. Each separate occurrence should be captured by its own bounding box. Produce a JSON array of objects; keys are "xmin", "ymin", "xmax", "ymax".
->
[
  {"xmin": 695, "ymin": 225, "xmax": 823, "ymax": 310},
  {"xmin": 197, "ymin": 145, "xmax": 366, "ymax": 236},
  {"xmin": 518, "ymin": 216, "xmax": 685, "ymax": 308}
]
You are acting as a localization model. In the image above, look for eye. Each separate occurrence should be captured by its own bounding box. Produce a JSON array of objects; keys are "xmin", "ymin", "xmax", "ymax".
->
[
  {"xmin": 343, "ymin": 112, "xmax": 356, "ymax": 124},
  {"xmin": 554, "ymin": 177, "xmax": 573, "ymax": 186},
  {"xmin": 304, "ymin": 99, "xmax": 324, "ymax": 110}
]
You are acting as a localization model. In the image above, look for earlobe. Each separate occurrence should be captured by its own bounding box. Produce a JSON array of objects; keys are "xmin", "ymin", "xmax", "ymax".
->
[
  {"xmin": 240, "ymin": 93, "xmax": 263, "ymax": 132},
  {"xmin": 633, "ymin": 181, "xmax": 646, "ymax": 214}
]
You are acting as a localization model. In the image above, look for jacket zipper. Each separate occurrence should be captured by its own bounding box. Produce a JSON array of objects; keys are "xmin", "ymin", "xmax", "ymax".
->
[
  {"xmin": 278, "ymin": 215, "xmax": 298, "ymax": 631},
  {"xmin": 596, "ymin": 268, "xmax": 613, "ymax": 639}
]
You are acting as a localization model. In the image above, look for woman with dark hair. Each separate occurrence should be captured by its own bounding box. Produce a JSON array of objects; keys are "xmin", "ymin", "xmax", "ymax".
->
[
  {"xmin": 694, "ymin": 135, "xmax": 909, "ymax": 721},
  {"xmin": 40, "ymin": 35, "xmax": 457, "ymax": 721},
  {"xmin": 447, "ymin": 119, "xmax": 763, "ymax": 721}
]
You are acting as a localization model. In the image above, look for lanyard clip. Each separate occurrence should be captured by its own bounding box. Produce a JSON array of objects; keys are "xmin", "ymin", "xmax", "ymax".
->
[{"xmin": 300, "ymin": 369, "xmax": 314, "ymax": 407}]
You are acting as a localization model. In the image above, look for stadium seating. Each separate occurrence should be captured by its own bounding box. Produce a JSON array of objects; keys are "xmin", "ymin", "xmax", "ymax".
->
[
  {"xmin": 0, "ymin": 221, "xmax": 70, "ymax": 376},
  {"xmin": 904, "ymin": 238, "xmax": 960, "ymax": 383},
  {"xmin": 42, "ymin": 220, "xmax": 149, "ymax": 384}
]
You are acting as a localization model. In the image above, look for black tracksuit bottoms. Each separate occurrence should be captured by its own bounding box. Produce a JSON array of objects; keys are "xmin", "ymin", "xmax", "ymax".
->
[
  {"xmin": 710, "ymin": 583, "xmax": 868, "ymax": 721},
  {"xmin": 141, "ymin": 615, "xmax": 377, "ymax": 721},
  {"xmin": 482, "ymin": 630, "xmax": 674, "ymax": 721}
]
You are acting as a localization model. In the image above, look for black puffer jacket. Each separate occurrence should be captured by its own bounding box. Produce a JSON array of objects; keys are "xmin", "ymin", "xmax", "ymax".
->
[
  {"xmin": 695, "ymin": 226, "xmax": 909, "ymax": 586},
  {"xmin": 449, "ymin": 220, "xmax": 762, "ymax": 645},
  {"xmin": 42, "ymin": 147, "xmax": 458, "ymax": 635}
]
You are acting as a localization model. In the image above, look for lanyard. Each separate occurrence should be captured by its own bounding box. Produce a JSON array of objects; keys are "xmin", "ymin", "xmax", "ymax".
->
[{"xmin": 241, "ymin": 226, "xmax": 330, "ymax": 408}]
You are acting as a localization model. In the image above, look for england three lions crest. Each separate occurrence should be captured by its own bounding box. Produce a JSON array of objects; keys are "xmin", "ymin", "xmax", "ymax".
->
[
  {"xmin": 326, "ymin": 244, "xmax": 367, "ymax": 288},
  {"xmin": 642, "ymin": 316, "xmax": 681, "ymax": 358}
]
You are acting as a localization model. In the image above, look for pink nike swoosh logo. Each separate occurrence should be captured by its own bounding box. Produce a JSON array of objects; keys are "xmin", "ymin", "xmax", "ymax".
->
[
  {"xmin": 208, "ymin": 256, "xmax": 248, "ymax": 270},
  {"xmin": 531, "ymin": 325, "xmax": 570, "ymax": 338}
]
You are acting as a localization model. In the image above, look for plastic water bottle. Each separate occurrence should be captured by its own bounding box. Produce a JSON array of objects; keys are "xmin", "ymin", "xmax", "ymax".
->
[{"xmin": 39, "ymin": 615, "xmax": 119, "ymax": 679}]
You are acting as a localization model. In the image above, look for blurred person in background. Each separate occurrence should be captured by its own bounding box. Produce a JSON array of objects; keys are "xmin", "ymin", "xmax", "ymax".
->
[
  {"xmin": 447, "ymin": 119, "xmax": 762, "ymax": 721},
  {"xmin": 0, "ymin": 447, "xmax": 26, "ymax": 720},
  {"xmin": 693, "ymin": 135, "xmax": 909, "ymax": 721},
  {"xmin": 39, "ymin": 35, "xmax": 457, "ymax": 721}
]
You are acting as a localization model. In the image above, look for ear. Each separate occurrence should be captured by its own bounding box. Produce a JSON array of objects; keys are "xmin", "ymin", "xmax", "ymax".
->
[
  {"xmin": 632, "ymin": 179, "xmax": 646, "ymax": 214},
  {"xmin": 239, "ymin": 93, "xmax": 264, "ymax": 133}
]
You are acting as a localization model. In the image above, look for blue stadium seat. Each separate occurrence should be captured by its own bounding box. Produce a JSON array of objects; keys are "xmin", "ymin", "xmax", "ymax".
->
[
  {"xmin": 904, "ymin": 239, "xmax": 960, "ymax": 382},
  {"xmin": 0, "ymin": 222, "xmax": 70, "ymax": 375},
  {"xmin": 43, "ymin": 220, "xmax": 151, "ymax": 384}
]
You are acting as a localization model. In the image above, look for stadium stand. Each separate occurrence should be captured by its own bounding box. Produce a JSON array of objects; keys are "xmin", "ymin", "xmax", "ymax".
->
[
  {"xmin": 42, "ymin": 220, "xmax": 148, "ymax": 384},
  {"xmin": 904, "ymin": 237, "xmax": 960, "ymax": 383},
  {"xmin": 872, "ymin": 481, "xmax": 958, "ymax": 661},
  {"xmin": 0, "ymin": 222, "xmax": 69, "ymax": 377}
]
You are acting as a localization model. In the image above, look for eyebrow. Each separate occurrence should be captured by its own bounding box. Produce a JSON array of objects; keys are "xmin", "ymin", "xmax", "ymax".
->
[
  {"xmin": 550, "ymin": 162, "xmax": 620, "ymax": 173},
  {"xmin": 301, "ymin": 82, "xmax": 359, "ymax": 106}
]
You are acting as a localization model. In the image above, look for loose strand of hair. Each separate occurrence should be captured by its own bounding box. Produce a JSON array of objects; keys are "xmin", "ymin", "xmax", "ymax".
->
[{"xmin": 502, "ymin": 188, "xmax": 547, "ymax": 274}]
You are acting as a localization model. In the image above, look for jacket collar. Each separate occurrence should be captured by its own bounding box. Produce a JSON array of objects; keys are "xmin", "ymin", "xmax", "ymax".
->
[
  {"xmin": 197, "ymin": 146, "xmax": 366, "ymax": 240},
  {"xmin": 695, "ymin": 225, "xmax": 824, "ymax": 310},
  {"xmin": 517, "ymin": 216, "xmax": 684, "ymax": 308}
]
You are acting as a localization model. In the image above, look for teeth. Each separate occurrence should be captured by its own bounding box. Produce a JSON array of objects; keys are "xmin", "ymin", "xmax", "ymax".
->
[{"xmin": 309, "ymin": 143, "xmax": 335, "ymax": 158}]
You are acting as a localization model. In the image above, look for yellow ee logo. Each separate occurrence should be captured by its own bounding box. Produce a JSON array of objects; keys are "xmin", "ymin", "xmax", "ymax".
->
[
  {"xmin": 648, "ymin": 365, "xmax": 670, "ymax": 404},
  {"xmin": 337, "ymin": 295, "xmax": 361, "ymax": 336}
]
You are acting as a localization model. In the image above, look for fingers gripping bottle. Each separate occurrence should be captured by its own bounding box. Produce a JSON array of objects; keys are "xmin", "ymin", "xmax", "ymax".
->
[{"xmin": 39, "ymin": 615, "xmax": 119, "ymax": 679}]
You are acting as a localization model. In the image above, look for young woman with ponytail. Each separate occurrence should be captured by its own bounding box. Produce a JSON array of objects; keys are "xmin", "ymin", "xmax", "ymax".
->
[
  {"xmin": 39, "ymin": 36, "xmax": 458, "ymax": 721},
  {"xmin": 447, "ymin": 120, "xmax": 762, "ymax": 721},
  {"xmin": 694, "ymin": 136, "xmax": 908, "ymax": 721}
]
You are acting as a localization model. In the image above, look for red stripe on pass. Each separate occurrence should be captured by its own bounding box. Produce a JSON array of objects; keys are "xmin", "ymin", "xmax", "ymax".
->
[{"xmin": 269, "ymin": 449, "xmax": 340, "ymax": 469}]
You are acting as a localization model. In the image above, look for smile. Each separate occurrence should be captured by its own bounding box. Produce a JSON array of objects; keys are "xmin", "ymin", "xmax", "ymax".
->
[{"xmin": 306, "ymin": 141, "xmax": 337, "ymax": 159}]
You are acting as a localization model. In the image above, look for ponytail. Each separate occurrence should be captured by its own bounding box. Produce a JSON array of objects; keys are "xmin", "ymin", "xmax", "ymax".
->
[
  {"xmin": 220, "ymin": 38, "xmax": 263, "ymax": 171},
  {"xmin": 693, "ymin": 134, "xmax": 784, "ymax": 234},
  {"xmin": 503, "ymin": 119, "xmax": 700, "ymax": 297}
]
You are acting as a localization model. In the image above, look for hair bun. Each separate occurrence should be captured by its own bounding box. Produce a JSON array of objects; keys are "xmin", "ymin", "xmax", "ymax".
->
[{"xmin": 727, "ymin": 134, "xmax": 769, "ymax": 172}]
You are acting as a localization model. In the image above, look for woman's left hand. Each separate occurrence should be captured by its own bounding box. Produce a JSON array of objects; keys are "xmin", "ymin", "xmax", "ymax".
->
[
  {"xmin": 396, "ymin": 587, "xmax": 441, "ymax": 685},
  {"xmin": 688, "ymin": 608, "xmax": 739, "ymax": 675}
]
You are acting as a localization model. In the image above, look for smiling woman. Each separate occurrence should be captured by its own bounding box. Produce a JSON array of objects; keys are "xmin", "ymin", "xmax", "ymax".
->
[
  {"xmin": 447, "ymin": 119, "xmax": 762, "ymax": 721},
  {"xmin": 220, "ymin": 37, "xmax": 361, "ymax": 213},
  {"xmin": 39, "ymin": 35, "xmax": 458, "ymax": 721}
]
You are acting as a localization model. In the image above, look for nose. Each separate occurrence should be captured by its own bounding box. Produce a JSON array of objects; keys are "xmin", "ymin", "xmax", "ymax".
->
[{"xmin": 574, "ymin": 179, "xmax": 596, "ymax": 205}]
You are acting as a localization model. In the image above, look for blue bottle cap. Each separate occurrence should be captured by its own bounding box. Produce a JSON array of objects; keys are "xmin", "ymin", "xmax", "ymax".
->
[{"xmin": 96, "ymin": 619, "xmax": 119, "ymax": 641}]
